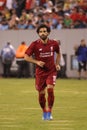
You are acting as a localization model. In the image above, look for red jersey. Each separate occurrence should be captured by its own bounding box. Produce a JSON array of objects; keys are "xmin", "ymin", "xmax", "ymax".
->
[{"xmin": 25, "ymin": 39, "xmax": 60, "ymax": 76}]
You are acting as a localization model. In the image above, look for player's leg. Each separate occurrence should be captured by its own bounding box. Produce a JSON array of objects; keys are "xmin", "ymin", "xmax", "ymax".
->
[
  {"xmin": 47, "ymin": 85, "xmax": 54, "ymax": 110},
  {"xmin": 35, "ymin": 75, "xmax": 47, "ymax": 120},
  {"xmin": 38, "ymin": 89, "xmax": 46, "ymax": 111},
  {"xmin": 46, "ymin": 74, "xmax": 56, "ymax": 120},
  {"xmin": 38, "ymin": 85, "xmax": 54, "ymax": 120},
  {"xmin": 47, "ymin": 85, "xmax": 54, "ymax": 120},
  {"xmin": 38, "ymin": 89, "xmax": 47, "ymax": 120}
]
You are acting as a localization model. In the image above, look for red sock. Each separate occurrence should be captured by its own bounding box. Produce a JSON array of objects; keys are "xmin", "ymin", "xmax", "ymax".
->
[
  {"xmin": 38, "ymin": 93, "xmax": 46, "ymax": 112},
  {"xmin": 47, "ymin": 88, "xmax": 54, "ymax": 110}
]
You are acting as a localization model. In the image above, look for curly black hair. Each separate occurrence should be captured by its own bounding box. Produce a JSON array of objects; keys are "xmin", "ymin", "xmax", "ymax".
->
[{"xmin": 36, "ymin": 24, "xmax": 51, "ymax": 33}]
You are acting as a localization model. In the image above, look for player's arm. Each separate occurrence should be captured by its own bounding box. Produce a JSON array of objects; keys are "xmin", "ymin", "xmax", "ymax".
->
[
  {"xmin": 24, "ymin": 54, "xmax": 45, "ymax": 68},
  {"xmin": 55, "ymin": 52, "xmax": 61, "ymax": 71}
]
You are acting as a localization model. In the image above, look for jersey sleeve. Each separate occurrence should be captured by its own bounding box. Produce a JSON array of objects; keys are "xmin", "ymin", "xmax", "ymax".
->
[
  {"xmin": 25, "ymin": 42, "xmax": 35, "ymax": 56},
  {"xmin": 54, "ymin": 41, "xmax": 60, "ymax": 53}
]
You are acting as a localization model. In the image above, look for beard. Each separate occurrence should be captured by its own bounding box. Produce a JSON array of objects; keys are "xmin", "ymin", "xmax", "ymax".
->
[{"xmin": 40, "ymin": 35, "xmax": 48, "ymax": 40}]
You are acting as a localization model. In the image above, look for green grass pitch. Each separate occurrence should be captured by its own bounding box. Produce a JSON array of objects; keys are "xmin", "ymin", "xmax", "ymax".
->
[{"xmin": 0, "ymin": 78, "xmax": 87, "ymax": 130}]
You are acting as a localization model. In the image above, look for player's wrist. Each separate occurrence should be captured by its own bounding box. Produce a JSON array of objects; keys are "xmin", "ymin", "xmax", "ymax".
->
[
  {"xmin": 55, "ymin": 64, "xmax": 61, "ymax": 71},
  {"xmin": 56, "ymin": 63, "xmax": 60, "ymax": 66}
]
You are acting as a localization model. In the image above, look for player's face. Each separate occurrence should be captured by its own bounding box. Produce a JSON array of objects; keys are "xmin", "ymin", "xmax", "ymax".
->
[{"xmin": 38, "ymin": 28, "xmax": 49, "ymax": 40}]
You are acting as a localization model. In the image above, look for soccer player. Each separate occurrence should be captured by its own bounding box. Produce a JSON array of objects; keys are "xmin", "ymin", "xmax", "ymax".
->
[{"xmin": 24, "ymin": 24, "xmax": 61, "ymax": 120}]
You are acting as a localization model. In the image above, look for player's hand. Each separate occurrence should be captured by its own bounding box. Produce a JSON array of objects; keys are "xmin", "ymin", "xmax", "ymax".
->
[
  {"xmin": 56, "ymin": 64, "xmax": 61, "ymax": 71},
  {"xmin": 36, "ymin": 61, "xmax": 45, "ymax": 68}
]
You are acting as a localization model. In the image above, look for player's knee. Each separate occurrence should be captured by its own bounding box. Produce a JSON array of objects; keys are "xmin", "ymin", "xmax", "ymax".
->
[{"xmin": 39, "ymin": 89, "xmax": 45, "ymax": 94}]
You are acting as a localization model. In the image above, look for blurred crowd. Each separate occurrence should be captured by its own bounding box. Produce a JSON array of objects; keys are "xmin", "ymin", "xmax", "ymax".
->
[{"xmin": 0, "ymin": 0, "xmax": 87, "ymax": 30}]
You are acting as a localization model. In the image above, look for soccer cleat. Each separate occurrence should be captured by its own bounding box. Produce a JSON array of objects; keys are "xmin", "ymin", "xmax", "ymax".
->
[
  {"xmin": 42, "ymin": 112, "xmax": 47, "ymax": 120},
  {"xmin": 47, "ymin": 112, "xmax": 53, "ymax": 120}
]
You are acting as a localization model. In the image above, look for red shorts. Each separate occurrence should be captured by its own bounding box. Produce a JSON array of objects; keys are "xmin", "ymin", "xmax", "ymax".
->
[{"xmin": 35, "ymin": 72, "xmax": 57, "ymax": 92}]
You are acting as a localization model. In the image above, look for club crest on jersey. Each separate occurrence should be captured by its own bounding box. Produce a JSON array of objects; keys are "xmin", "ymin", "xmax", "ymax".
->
[{"xmin": 39, "ymin": 48, "xmax": 42, "ymax": 51}]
